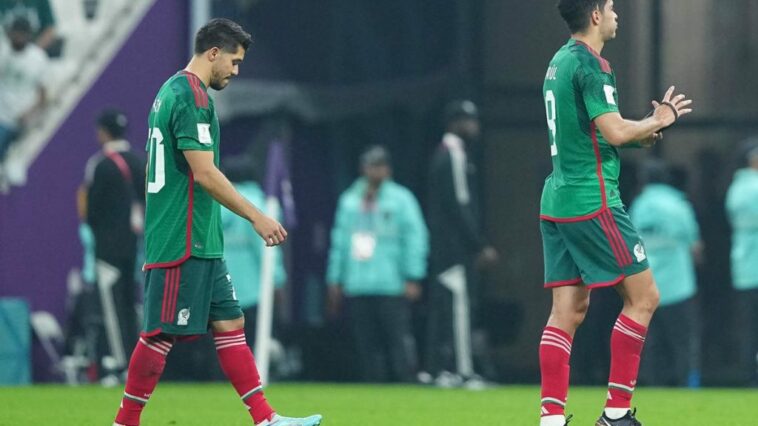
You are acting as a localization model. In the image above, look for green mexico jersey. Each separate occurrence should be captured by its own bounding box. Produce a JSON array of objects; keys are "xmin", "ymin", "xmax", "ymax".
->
[
  {"xmin": 144, "ymin": 71, "xmax": 223, "ymax": 268},
  {"xmin": 541, "ymin": 38, "xmax": 622, "ymax": 220}
]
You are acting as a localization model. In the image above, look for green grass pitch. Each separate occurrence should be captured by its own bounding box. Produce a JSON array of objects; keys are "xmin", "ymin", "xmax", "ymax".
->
[{"xmin": 1, "ymin": 383, "xmax": 756, "ymax": 425}]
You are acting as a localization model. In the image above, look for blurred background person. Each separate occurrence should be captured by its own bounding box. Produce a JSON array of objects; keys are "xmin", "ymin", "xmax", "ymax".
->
[
  {"xmin": 0, "ymin": 16, "xmax": 47, "ymax": 186},
  {"xmin": 630, "ymin": 159, "xmax": 702, "ymax": 387},
  {"xmin": 726, "ymin": 140, "xmax": 758, "ymax": 386},
  {"xmin": 423, "ymin": 100, "xmax": 498, "ymax": 388},
  {"xmin": 0, "ymin": 0, "xmax": 58, "ymax": 54},
  {"xmin": 221, "ymin": 155, "xmax": 287, "ymax": 346},
  {"xmin": 78, "ymin": 108, "xmax": 144, "ymax": 382},
  {"xmin": 326, "ymin": 145, "xmax": 428, "ymax": 383}
]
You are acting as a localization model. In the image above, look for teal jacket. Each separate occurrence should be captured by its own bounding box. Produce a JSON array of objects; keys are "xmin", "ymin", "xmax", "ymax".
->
[
  {"xmin": 326, "ymin": 178, "xmax": 429, "ymax": 297},
  {"xmin": 726, "ymin": 168, "xmax": 758, "ymax": 290},
  {"xmin": 630, "ymin": 184, "xmax": 700, "ymax": 306},
  {"xmin": 221, "ymin": 181, "xmax": 286, "ymax": 309}
]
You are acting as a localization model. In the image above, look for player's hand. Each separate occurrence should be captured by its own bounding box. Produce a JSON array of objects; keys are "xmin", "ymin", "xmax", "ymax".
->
[
  {"xmin": 652, "ymin": 86, "xmax": 693, "ymax": 128},
  {"xmin": 405, "ymin": 281, "xmax": 422, "ymax": 302},
  {"xmin": 639, "ymin": 131, "xmax": 662, "ymax": 148},
  {"xmin": 252, "ymin": 214, "xmax": 288, "ymax": 246}
]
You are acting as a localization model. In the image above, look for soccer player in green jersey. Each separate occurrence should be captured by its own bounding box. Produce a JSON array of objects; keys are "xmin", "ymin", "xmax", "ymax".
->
[
  {"xmin": 537, "ymin": 2, "xmax": 693, "ymax": 426},
  {"xmin": 113, "ymin": 19, "xmax": 321, "ymax": 426}
]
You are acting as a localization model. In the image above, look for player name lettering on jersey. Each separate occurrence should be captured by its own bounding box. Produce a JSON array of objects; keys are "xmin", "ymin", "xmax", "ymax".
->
[{"xmin": 545, "ymin": 65, "xmax": 558, "ymax": 81}]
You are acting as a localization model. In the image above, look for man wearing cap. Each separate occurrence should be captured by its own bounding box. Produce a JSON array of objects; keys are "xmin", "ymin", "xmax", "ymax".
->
[
  {"xmin": 78, "ymin": 108, "xmax": 145, "ymax": 381},
  {"xmin": 423, "ymin": 100, "xmax": 498, "ymax": 388},
  {"xmin": 326, "ymin": 145, "xmax": 429, "ymax": 382}
]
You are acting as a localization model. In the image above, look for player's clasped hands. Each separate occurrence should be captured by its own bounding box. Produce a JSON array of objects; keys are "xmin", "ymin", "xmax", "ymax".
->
[
  {"xmin": 254, "ymin": 214, "xmax": 288, "ymax": 246},
  {"xmin": 652, "ymin": 85, "xmax": 694, "ymax": 128}
]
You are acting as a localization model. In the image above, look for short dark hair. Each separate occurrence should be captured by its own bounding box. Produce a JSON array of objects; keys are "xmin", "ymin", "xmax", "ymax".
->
[
  {"xmin": 557, "ymin": 0, "xmax": 608, "ymax": 33},
  {"xmin": 194, "ymin": 18, "xmax": 252, "ymax": 54}
]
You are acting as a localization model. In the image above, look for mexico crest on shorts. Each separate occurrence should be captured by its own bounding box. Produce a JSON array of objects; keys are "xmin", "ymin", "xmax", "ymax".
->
[
  {"xmin": 177, "ymin": 308, "xmax": 191, "ymax": 326},
  {"xmin": 633, "ymin": 243, "xmax": 646, "ymax": 262}
]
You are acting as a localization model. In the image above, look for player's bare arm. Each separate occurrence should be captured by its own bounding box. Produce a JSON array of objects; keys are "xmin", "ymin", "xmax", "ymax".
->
[
  {"xmin": 183, "ymin": 150, "xmax": 287, "ymax": 246},
  {"xmin": 595, "ymin": 86, "xmax": 693, "ymax": 146}
]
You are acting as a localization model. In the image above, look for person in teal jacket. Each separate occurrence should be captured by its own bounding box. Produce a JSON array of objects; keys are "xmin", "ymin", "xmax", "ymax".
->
[
  {"xmin": 221, "ymin": 158, "xmax": 286, "ymax": 344},
  {"xmin": 726, "ymin": 142, "xmax": 758, "ymax": 385},
  {"xmin": 630, "ymin": 160, "xmax": 702, "ymax": 387},
  {"xmin": 326, "ymin": 145, "xmax": 429, "ymax": 382}
]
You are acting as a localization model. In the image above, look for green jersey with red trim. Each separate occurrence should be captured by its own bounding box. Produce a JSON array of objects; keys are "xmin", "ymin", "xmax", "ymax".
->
[
  {"xmin": 144, "ymin": 71, "xmax": 223, "ymax": 268},
  {"xmin": 540, "ymin": 38, "xmax": 622, "ymax": 220}
]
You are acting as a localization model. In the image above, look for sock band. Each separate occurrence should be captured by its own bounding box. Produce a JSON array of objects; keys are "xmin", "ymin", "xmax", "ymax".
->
[
  {"xmin": 541, "ymin": 328, "xmax": 573, "ymax": 355},
  {"xmin": 139, "ymin": 336, "xmax": 173, "ymax": 356},
  {"xmin": 214, "ymin": 329, "xmax": 248, "ymax": 350},
  {"xmin": 613, "ymin": 315, "xmax": 646, "ymax": 343},
  {"xmin": 241, "ymin": 385, "xmax": 263, "ymax": 401},
  {"xmin": 123, "ymin": 392, "xmax": 149, "ymax": 405}
]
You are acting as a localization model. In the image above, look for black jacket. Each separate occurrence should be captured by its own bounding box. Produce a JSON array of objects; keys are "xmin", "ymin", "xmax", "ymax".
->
[
  {"xmin": 84, "ymin": 140, "xmax": 145, "ymax": 262},
  {"xmin": 427, "ymin": 133, "xmax": 485, "ymax": 272}
]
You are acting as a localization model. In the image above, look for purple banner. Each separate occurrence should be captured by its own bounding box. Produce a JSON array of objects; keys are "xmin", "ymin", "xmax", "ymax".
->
[{"xmin": 0, "ymin": 0, "xmax": 188, "ymax": 330}]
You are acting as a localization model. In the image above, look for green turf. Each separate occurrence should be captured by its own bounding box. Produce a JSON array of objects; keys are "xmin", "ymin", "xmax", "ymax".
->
[{"xmin": 0, "ymin": 383, "xmax": 756, "ymax": 425}]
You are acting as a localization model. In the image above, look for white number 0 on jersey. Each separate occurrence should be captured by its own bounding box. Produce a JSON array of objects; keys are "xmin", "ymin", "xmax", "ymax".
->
[{"xmin": 147, "ymin": 127, "xmax": 165, "ymax": 193}]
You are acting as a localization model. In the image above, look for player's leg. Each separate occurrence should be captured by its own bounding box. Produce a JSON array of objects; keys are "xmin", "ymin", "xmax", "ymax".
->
[
  {"xmin": 539, "ymin": 220, "xmax": 588, "ymax": 426},
  {"xmin": 595, "ymin": 269, "xmax": 657, "ymax": 424},
  {"xmin": 113, "ymin": 333, "xmax": 175, "ymax": 426},
  {"xmin": 600, "ymin": 207, "xmax": 659, "ymax": 424},
  {"xmin": 114, "ymin": 266, "xmax": 178, "ymax": 426},
  {"xmin": 540, "ymin": 285, "xmax": 589, "ymax": 426},
  {"xmin": 550, "ymin": 207, "xmax": 652, "ymax": 425},
  {"xmin": 210, "ymin": 260, "xmax": 321, "ymax": 426}
]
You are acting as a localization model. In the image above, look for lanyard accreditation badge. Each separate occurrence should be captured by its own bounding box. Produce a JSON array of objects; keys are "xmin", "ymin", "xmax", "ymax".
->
[
  {"xmin": 352, "ymin": 198, "xmax": 378, "ymax": 261},
  {"xmin": 351, "ymin": 231, "xmax": 376, "ymax": 261}
]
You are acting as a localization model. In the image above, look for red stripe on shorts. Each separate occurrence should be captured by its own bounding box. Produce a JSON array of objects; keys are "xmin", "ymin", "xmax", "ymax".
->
[
  {"xmin": 161, "ymin": 268, "xmax": 173, "ymax": 322},
  {"xmin": 604, "ymin": 210, "xmax": 632, "ymax": 265},
  {"xmin": 169, "ymin": 267, "xmax": 181, "ymax": 322},
  {"xmin": 598, "ymin": 209, "xmax": 625, "ymax": 268}
]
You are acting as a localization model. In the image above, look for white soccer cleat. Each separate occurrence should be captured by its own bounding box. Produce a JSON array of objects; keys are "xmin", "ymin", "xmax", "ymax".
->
[{"xmin": 257, "ymin": 413, "xmax": 323, "ymax": 426}]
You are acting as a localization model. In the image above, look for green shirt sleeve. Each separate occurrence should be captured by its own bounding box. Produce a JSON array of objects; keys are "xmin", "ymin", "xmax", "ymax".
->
[
  {"xmin": 172, "ymin": 98, "xmax": 214, "ymax": 151},
  {"xmin": 579, "ymin": 67, "xmax": 619, "ymax": 120}
]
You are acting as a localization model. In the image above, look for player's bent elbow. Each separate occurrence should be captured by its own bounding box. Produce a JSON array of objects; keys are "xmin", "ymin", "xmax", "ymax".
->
[
  {"xmin": 594, "ymin": 114, "xmax": 628, "ymax": 146},
  {"xmin": 599, "ymin": 130, "xmax": 628, "ymax": 146}
]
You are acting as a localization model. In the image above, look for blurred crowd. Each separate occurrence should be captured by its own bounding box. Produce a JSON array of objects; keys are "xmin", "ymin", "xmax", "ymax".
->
[{"xmin": 0, "ymin": 0, "xmax": 54, "ymax": 187}]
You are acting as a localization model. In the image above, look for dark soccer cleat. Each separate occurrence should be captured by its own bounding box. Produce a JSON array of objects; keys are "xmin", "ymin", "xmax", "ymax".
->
[
  {"xmin": 595, "ymin": 408, "xmax": 642, "ymax": 426},
  {"xmin": 564, "ymin": 414, "xmax": 573, "ymax": 425}
]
